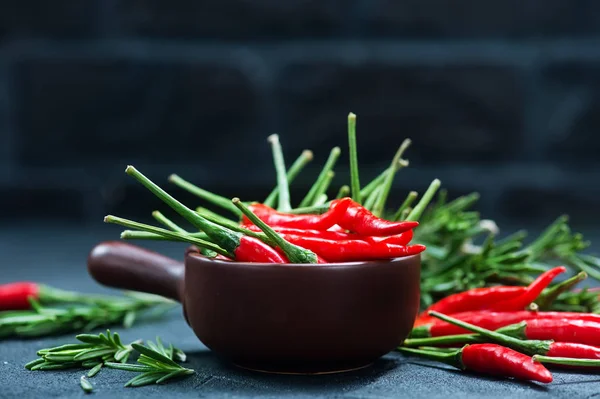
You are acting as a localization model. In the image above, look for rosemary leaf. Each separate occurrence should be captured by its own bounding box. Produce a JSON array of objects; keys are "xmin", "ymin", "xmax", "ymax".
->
[
  {"xmin": 87, "ymin": 363, "xmax": 103, "ymax": 377},
  {"xmin": 80, "ymin": 376, "xmax": 93, "ymax": 393}
]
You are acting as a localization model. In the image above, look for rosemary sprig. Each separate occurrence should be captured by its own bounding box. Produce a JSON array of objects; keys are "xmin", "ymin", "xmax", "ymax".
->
[
  {"xmin": 25, "ymin": 330, "xmax": 138, "ymax": 374},
  {"xmin": 105, "ymin": 337, "xmax": 194, "ymax": 387},
  {"xmin": 1, "ymin": 293, "xmax": 174, "ymax": 340}
]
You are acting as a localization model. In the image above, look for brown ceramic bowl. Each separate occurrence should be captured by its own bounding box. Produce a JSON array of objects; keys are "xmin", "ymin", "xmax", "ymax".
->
[{"xmin": 88, "ymin": 241, "xmax": 421, "ymax": 374}]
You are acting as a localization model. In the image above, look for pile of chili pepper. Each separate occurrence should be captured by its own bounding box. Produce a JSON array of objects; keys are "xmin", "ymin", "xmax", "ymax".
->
[
  {"xmin": 101, "ymin": 112, "xmax": 600, "ymax": 384},
  {"xmin": 397, "ymin": 267, "xmax": 600, "ymax": 383}
]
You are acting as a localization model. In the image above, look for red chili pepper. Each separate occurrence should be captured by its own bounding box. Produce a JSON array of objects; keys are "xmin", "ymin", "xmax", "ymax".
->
[
  {"xmin": 241, "ymin": 198, "xmax": 352, "ymax": 231},
  {"xmin": 234, "ymin": 236, "xmax": 288, "ymax": 263},
  {"xmin": 400, "ymin": 344, "xmax": 552, "ymax": 383},
  {"xmin": 417, "ymin": 286, "xmax": 526, "ymax": 324},
  {"xmin": 374, "ymin": 230, "xmax": 414, "ymax": 246},
  {"xmin": 279, "ymin": 234, "xmax": 426, "ymax": 262},
  {"xmin": 406, "ymin": 313, "xmax": 600, "ymax": 368},
  {"xmin": 421, "ymin": 310, "xmax": 600, "ymax": 371},
  {"xmin": 244, "ymin": 225, "xmax": 358, "ymax": 240},
  {"xmin": 499, "ymin": 319, "xmax": 600, "ymax": 348},
  {"xmin": 244, "ymin": 225, "xmax": 414, "ymax": 246},
  {"xmin": 0, "ymin": 282, "xmax": 40, "ymax": 310},
  {"xmin": 412, "ymin": 310, "xmax": 600, "ymax": 338},
  {"xmin": 546, "ymin": 342, "xmax": 600, "ymax": 361},
  {"xmin": 486, "ymin": 266, "xmax": 566, "ymax": 311},
  {"xmin": 415, "ymin": 266, "xmax": 566, "ymax": 325},
  {"xmin": 330, "ymin": 198, "xmax": 419, "ymax": 236}
]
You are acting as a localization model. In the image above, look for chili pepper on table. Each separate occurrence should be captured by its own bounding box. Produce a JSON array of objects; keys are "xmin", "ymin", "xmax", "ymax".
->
[
  {"xmin": 277, "ymin": 235, "xmax": 426, "ymax": 262},
  {"xmin": 330, "ymin": 198, "xmax": 419, "ymax": 236},
  {"xmin": 0, "ymin": 282, "xmax": 41, "ymax": 311},
  {"xmin": 399, "ymin": 344, "xmax": 552, "ymax": 384},
  {"xmin": 486, "ymin": 266, "xmax": 566, "ymax": 311},
  {"xmin": 0, "ymin": 282, "xmax": 139, "ymax": 311},
  {"xmin": 241, "ymin": 197, "xmax": 352, "ymax": 231},
  {"xmin": 415, "ymin": 266, "xmax": 567, "ymax": 326},
  {"xmin": 423, "ymin": 311, "xmax": 600, "ymax": 364},
  {"xmin": 410, "ymin": 310, "xmax": 600, "ymax": 338},
  {"xmin": 498, "ymin": 318, "xmax": 600, "ymax": 347},
  {"xmin": 119, "ymin": 166, "xmax": 287, "ymax": 264}
]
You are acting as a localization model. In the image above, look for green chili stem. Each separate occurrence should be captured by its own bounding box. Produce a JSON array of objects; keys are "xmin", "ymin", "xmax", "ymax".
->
[
  {"xmin": 196, "ymin": 207, "xmax": 269, "ymax": 243},
  {"xmin": 532, "ymin": 355, "xmax": 600, "ymax": 367},
  {"xmin": 168, "ymin": 174, "xmax": 241, "ymax": 216},
  {"xmin": 127, "ymin": 166, "xmax": 243, "ymax": 255},
  {"xmin": 267, "ymin": 134, "xmax": 292, "ymax": 212},
  {"xmin": 151, "ymin": 211, "xmax": 185, "ymax": 233},
  {"xmin": 400, "ymin": 208, "xmax": 411, "ymax": 221},
  {"xmin": 427, "ymin": 311, "xmax": 551, "ymax": 356},
  {"xmin": 311, "ymin": 171, "xmax": 335, "ymax": 207},
  {"xmin": 232, "ymin": 198, "xmax": 317, "ymax": 263},
  {"xmin": 402, "ymin": 333, "xmax": 482, "ymax": 347},
  {"xmin": 360, "ymin": 170, "xmax": 387, "ymax": 202},
  {"xmin": 264, "ymin": 150, "xmax": 313, "ymax": 208},
  {"xmin": 120, "ymin": 230, "xmax": 208, "ymax": 241},
  {"xmin": 536, "ymin": 271, "xmax": 587, "ymax": 310},
  {"xmin": 336, "ymin": 185, "xmax": 350, "ymax": 199},
  {"xmin": 195, "ymin": 207, "xmax": 233, "ymax": 225},
  {"xmin": 363, "ymin": 186, "xmax": 381, "ymax": 211},
  {"xmin": 347, "ymin": 112, "xmax": 361, "ymax": 203},
  {"xmin": 299, "ymin": 147, "xmax": 341, "ymax": 208},
  {"xmin": 406, "ymin": 179, "xmax": 441, "ymax": 222},
  {"xmin": 313, "ymin": 194, "xmax": 328, "ymax": 206},
  {"xmin": 372, "ymin": 139, "xmax": 411, "ymax": 217},
  {"xmin": 397, "ymin": 347, "xmax": 460, "ymax": 368},
  {"xmin": 105, "ymin": 215, "xmax": 230, "ymax": 257},
  {"xmin": 393, "ymin": 191, "xmax": 419, "ymax": 221}
]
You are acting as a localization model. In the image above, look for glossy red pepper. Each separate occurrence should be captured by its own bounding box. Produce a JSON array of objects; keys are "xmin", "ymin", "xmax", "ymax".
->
[
  {"xmin": 411, "ymin": 310, "xmax": 600, "ymax": 338},
  {"xmin": 330, "ymin": 198, "xmax": 419, "ymax": 236},
  {"xmin": 406, "ymin": 312, "xmax": 600, "ymax": 368},
  {"xmin": 233, "ymin": 236, "xmax": 288, "ymax": 263},
  {"xmin": 420, "ymin": 310, "xmax": 600, "ymax": 372},
  {"xmin": 244, "ymin": 225, "xmax": 358, "ymax": 240},
  {"xmin": 417, "ymin": 286, "xmax": 526, "ymax": 324},
  {"xmin": 0, "ymin": 282, "xmax": 40, "ymax": 310},
  {"xmin": 486, "ymin": 266, "xmax": 566, "ymax": 311},
  {"xmin": 400, "ymin": 344, "xmax": 552, "ymax": 383},
  {"xmin": 244, "ymin": 225, "xmax": 413, "ymax": 246},
  {"xmin": 461, "ymin": 344, "xmax": 552, "ymax": 383},
  {"xmin": 241, "ymin": 198, "xmax": 352, "ymax": 231},
  {"xmin": 416, "ymin": 267, "xmax": 566, "ymax": 326},
  {"xmin": 375, "ymin": 230, "xmax": 414, "ymax": 246},
  {"xmin": 499, "ymin": 319, "xmax": 600, "ymax": 347},
  {"xmin": 280, "ymin": 234, "xmax": 426, "ymax": 262}
]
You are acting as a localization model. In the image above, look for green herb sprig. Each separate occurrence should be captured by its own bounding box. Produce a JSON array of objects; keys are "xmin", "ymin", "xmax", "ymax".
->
[
  {"xmin": 1, "ymin": 293, "xmax": 175, "ymax": 340},
  {"xmin": 26, "ymin": 332, "xmax": 193, "ymax": 391},
  {"xmin": 105, "ymin": 337, "xmax": 194, "ymax": 387},
  {"xmin": 25, "ymin": 330, "xmax": 138, "ymax": 374}
]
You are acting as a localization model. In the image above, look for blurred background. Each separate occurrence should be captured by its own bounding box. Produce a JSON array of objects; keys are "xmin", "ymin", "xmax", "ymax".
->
[{"xmin": 0, "ymin": 1, "xmax": 599, "ymax": 236}]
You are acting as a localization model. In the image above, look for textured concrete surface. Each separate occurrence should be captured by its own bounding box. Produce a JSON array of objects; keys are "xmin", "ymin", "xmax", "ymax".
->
[{"xmin": 2, "ymin": 226, "xmax": 600, "ymax": 398}]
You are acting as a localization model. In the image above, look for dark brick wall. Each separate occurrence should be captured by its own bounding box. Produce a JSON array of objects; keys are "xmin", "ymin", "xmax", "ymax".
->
[{"xmin": 1, "ymin": 1, "xmax": 599, "ymax": 229}]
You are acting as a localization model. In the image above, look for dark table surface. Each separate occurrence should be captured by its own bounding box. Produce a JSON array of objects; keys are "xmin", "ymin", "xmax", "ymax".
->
[{"xmin": 2, "ymin": 224, "xmax": 600, "ymax": 399}]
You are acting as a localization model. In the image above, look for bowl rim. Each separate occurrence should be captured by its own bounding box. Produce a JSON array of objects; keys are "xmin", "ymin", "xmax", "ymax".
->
[{"xmin": 186, "ymin": 250, "xmax": 421, "ymax": 270}]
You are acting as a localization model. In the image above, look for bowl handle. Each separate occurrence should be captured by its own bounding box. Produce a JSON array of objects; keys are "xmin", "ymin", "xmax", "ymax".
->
[{"xmin": 87, "ymin": 241, "xmax": 184, "ymax": 302}]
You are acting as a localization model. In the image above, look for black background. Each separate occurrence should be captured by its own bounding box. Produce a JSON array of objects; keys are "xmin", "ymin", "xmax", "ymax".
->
[{"xmin": 1, "ymin": 1, "xmax": 600, "ymax": 230}]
